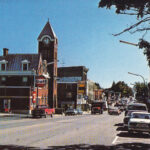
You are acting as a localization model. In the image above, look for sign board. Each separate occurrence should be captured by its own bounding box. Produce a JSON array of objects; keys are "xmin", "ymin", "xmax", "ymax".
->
[
  {"xmin": 32, "ymin": 91, "xmax": 36, "ymax": 103},
  {"xmin": 36, "ymin": 76, "xmax": 46, "ymax": 87}
]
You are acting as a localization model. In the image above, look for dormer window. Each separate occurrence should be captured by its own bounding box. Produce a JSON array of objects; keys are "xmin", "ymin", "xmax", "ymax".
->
[
  {"xmin": 22, "ymin": 60, "xmax": 30, "ymax": 71},
  {"xmin": 0, "ymin": 60, "xmax": 8, "ymax": 71}
]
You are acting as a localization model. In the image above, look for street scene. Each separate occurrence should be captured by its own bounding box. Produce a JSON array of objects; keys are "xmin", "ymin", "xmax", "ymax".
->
[{"xmin": 0, "ymin": 0, "xmax": 150, "ymax": 150}]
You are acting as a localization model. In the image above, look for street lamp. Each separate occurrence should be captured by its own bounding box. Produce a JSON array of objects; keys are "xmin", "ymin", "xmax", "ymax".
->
[
  {"xmin": 128, "ymin": 72, "xmax": 148, "ymax": 101},
  {"xmin": 128, "ymin": 72, "xmax": 146, "ymax": 85}
]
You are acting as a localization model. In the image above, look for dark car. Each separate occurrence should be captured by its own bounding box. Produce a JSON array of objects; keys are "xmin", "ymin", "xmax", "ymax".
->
[
  {"xmin": 91, "ymin": 101, "xmax": 104, "ymax": 114},
  {"xmin": 108, "ymin": 107, "xmax": 121, "ymax": 115},
  {"xmin": 32, "ymin": 105, "xmax": 54, "ymax": 118},
  {"xmin": 65, "ymin": 108, "xmax": 77, "ymax": 116}
]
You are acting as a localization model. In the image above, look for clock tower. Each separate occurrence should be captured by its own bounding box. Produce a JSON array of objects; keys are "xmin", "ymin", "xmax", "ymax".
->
[{"xmin": 38, "ymin": 20, "xmax": 58, "ymax": 108}]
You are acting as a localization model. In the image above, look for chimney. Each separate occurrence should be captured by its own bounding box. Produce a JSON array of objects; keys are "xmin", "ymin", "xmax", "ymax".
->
[{"xmin": 3, "ymin": 48, "xmax": 9, "ymax": 56}]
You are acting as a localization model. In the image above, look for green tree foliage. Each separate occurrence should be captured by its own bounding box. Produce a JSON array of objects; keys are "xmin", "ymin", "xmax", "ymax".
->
[
  {"xmin": 110, "ymin": 81, "xmax": 133, "ymax": 97},
  {"xmin": 133, "ymin": 82, "xmax": 148, "ymax": 102},
  {"xmin": 138, "ymin": 39, "xmax": 150, "ymax": 66}
]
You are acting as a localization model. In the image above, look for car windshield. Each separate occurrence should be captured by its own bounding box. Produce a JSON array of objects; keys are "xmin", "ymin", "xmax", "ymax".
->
[
  {"xmin": 132, "ymin": 113, "xmax": 150, "ymax": 119},
  {"xmin": 128, "ymin": 105, "xmax": 147, "ymax": 111}
]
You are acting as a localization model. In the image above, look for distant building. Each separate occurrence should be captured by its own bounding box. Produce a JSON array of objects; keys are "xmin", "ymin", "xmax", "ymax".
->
[{"xmin": 57, "ymin": 66, "xmax": 88, "ymax": 109}]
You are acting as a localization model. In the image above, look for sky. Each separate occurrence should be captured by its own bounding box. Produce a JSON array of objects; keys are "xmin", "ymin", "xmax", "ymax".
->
[{"xmin": 0, "ymin": 0, "xmax": 149, "ymax": 88}]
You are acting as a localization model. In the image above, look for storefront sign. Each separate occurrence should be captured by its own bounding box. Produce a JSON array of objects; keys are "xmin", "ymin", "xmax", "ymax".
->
[
  {"xmin": 36, "ymin": 76, "xmax": 46, "ymax": 87},
  {"xmin": 32, "ymin": 91, "xmax": 36, "ymax": 103}
]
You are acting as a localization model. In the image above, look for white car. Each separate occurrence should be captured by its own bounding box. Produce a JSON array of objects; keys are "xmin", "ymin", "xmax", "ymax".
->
[{"xmin": 128, "ymin": 112, "xmax": 150, "ymax": 134}]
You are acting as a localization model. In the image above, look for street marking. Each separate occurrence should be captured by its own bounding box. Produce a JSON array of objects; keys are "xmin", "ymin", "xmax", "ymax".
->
[
  {"xmin": 112, "ymin": 136, "xmax": 118, "ymax": 144},
  {"xmin": 112, "ymin": 131, "xmax": 121, "ymax": 145}
]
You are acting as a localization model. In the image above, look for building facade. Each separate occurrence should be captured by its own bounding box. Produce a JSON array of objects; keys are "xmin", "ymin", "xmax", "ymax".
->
[
  {"xmin": 0, "ymin": 49, "xmax": 49, "ymax": 114},
  {"xmin": 57, "ymin": 66, "xmax": 88, "ymax": 109},
  {"xmin": 38, "ymin": 21, "xmax": 58, "ymax": 108}
]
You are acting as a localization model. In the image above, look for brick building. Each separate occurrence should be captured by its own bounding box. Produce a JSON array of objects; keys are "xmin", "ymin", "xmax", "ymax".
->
[
  {"xmin": 57, "ymin": 66, "xmax": 88, "ymax": 109},
  {"xmin": 38, "ymin": 21, "xmax": 58, "ymax": 108},
  {"xmin": 0, "ymin": 49, "xmax": 49, "ymax": 114}
]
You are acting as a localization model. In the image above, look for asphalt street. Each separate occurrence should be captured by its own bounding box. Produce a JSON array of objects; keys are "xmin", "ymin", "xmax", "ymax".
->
[{"xmin": 0, "ymin": 112, "xmax": 150, "ymax": 150}]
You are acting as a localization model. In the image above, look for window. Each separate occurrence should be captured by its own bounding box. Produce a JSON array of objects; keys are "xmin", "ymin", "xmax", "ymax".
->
[
  {"xmin": 1, "ymin": 64, "xmax": 6, "ymax": 71},
  {"xmin": 22, "ymin": 77, "xmax": 28, "ymax": 82},
  {"xmin": 22, "ymin": 60, "xmax": 30, "ymax": 71},
  {"xmin": 23, "ymin": 64, "xmax": 27, "ymax": 71},
  {"xmin": 0, "ymin": 60, "xmax": 8, "ymax": 71},
  {"xmin": 1, "ymin": 77, "xmax": 6, "ymax": 81}
]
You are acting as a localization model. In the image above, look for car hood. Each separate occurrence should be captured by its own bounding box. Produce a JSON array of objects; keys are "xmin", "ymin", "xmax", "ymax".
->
[{"xmin": 130, "ymin": 118, "xmax": 150, "ymax": 124}]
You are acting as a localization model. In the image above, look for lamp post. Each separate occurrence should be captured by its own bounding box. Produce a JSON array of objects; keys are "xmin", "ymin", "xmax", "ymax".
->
[
  {"xmin": 128, "ymin": 72, "xmax": 146, "ymax": 85},
  {"xmin": 128, "ymin": 72, "xmax": 148, "ymax": 102}
]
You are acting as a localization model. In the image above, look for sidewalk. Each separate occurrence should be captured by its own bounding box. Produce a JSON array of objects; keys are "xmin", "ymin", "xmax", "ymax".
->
[{"xmin": 0, "ymin": 113, "xmax": 31, "ymax": 118}]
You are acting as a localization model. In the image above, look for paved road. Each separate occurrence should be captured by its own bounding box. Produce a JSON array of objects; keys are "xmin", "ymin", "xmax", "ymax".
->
[{"xmin": 0, "ymin": 112, "xmax": 150, "ymax": 150}]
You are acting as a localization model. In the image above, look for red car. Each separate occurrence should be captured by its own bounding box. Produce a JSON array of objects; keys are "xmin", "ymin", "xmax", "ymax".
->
[{"xmin": 32, "ymin": 105, "xmax": 55, "ymax": 118}]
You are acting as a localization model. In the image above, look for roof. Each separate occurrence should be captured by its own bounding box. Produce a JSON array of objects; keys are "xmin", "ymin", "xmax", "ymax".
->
[
  {"xmin": 58, "ymin": 66, "xmax": 88, "ymax": 71},
  {"xmin": 0, "ymin": 54, "xmax": 39, "ymax": 71},
  {"xmin": 38, "ymin": 21, "xmax": 57, "ymax": 40}
]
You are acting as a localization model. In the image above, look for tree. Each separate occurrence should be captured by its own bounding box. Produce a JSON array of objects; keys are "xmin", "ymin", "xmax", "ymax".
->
[
  {"xmin": 99, "ymin": 0, "xmax": 150, "ymax": 36},
  {"xmin": 110, "ymin": 81, "xmax": 133, "ymax": 97},
  {"xmin": 99, "ymin": 1, "xmax": 150, "ymax": 66},
  {"xmin": 133, "ymin": 82, "xmax": 148, "ymax": 102}
]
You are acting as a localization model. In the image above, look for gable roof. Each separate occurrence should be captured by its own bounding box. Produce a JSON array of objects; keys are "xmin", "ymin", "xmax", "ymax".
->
[
  {"xmin": 0, "ymin": 54, "xmax": 39, "ymax": 71},
  {"xmin": 37, "ymin": 21, "xmax": 57, "ymax": 40}
]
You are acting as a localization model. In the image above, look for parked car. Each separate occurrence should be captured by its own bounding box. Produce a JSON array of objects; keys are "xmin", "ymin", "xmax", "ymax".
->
[
  {"xmin": 32, "ymin": 105, "xmax": 54, "ymax": 118},
  {"xmin": 125, "ymin": 103, "xmax": 148, "ymax": 116},
  {"xmin": 76, "ymin": 109, "xmax": 83, "ymax": 115},
  {"xmin": 123, "ymin": 103, "xmax": 148, "ymax": 127},
  {"xmin": 124, "ymin": 111, "xmax": 134, "ymax": 127},
  {"xmin": 108, "ymin": 107, "xmax": 121, "ymax": 115},
  {"xmin": 65, "ymin": 108, "xmax": 78, "ymax": 116},
  {"xmin": 128, "ymin": 112, "xmax": 150, "ymax": 134}
]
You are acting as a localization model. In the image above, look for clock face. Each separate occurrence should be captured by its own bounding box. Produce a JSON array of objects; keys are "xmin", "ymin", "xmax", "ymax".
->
[{"xmin": 42, "ymin": 37, "xmax": 50, "ymax": 45}]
